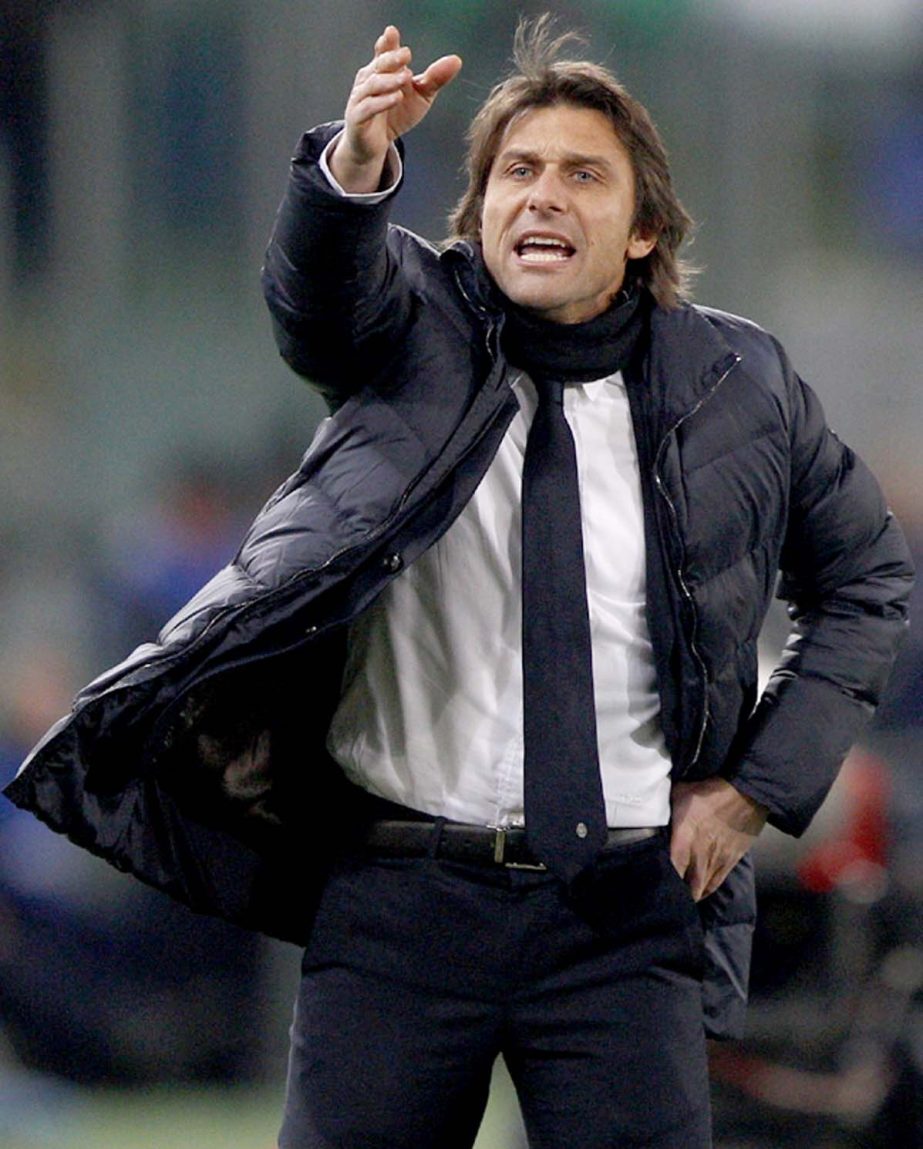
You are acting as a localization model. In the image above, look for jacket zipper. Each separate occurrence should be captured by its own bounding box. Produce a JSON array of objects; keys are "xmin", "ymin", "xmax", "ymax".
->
[{"xmin": 653, "ymin": 354, "xmax": 741, "ymax": 770}]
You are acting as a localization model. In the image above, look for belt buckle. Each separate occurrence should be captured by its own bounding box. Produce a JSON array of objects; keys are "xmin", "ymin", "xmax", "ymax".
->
[{"xmin": 491, "ymin": 827, "xmax": 547, "ymax": 871}]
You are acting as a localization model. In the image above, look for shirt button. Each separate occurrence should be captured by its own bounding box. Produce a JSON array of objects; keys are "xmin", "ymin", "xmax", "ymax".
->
[{"xmin": 575, "ymin": 822, "xmax": 588, "ymax": 839}]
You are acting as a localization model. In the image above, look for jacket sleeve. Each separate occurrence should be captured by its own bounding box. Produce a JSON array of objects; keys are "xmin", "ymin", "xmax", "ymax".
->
[
  {"xmin": 260, "ymin": 123, "xmax": 413, "ymax": 405},
  {"xmin": 729, "ymin": 345, "xmax": 914, "ymax": 835}
]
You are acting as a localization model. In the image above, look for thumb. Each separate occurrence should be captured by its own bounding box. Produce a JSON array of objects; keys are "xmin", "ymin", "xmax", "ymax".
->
[{"xmin": 412, "ymin": 54, "xmax": 463, "ymax": 100}]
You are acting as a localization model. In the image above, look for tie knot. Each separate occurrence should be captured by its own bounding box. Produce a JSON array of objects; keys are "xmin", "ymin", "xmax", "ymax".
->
[{"xmin": 533, "ymin": 377, "xmax": 565, "ymax": 407}]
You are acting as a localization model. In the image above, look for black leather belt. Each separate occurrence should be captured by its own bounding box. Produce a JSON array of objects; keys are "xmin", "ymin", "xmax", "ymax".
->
[{"xmin": 362, "ymin": 821, "xmax": 660, "ymax": 871}]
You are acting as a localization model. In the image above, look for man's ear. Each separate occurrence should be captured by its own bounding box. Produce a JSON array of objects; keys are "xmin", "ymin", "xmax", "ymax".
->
[{"xmin": 627, "ymin": 231, "xmax": 657, "ymax": 261}]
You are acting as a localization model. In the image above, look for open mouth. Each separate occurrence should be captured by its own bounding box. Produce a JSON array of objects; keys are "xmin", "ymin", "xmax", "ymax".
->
[{"xmin": 514, "ymin": 235, "xmax": 576, "ymax": 263}]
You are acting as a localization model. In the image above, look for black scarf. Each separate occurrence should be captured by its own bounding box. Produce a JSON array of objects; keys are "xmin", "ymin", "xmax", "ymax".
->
[{"xmin": 500, "ymin": 285, "xmax": 647, "ymax": 384}]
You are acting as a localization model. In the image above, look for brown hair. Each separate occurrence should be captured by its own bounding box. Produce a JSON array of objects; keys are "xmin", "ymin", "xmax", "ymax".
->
[{"xmin": 447, "ymin": 16, "xmax": 695, "ymax": 308}]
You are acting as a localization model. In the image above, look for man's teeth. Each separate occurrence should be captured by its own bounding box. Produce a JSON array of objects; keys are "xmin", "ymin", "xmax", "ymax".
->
[
  {"xmin": 518, "ymin": 238, "xmax": 572, "ymax": 262},
  {"xmin": 521, "ymin": 249, "xmax": 569, "ymax": 262}
]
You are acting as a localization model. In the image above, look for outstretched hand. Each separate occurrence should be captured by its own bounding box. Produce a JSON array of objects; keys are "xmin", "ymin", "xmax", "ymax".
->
[
  {"xmin": 331, "ymin": 25, "xmax": 462, "ymax": 194},
  {"xmin": 670, "ymin": 777, "xmax": 767, "ymax": 901}
]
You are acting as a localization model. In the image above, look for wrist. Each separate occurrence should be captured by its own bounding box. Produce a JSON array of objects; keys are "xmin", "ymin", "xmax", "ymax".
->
[
  {"xmin": 328, "ymin": 136, "xmax": 389, "ymax": 195},
  {"xmin": 674, "ymin": 776, "xmax": 767, "ymax": 836},
  {"xmin": 721, "ymin": 781, "xmax": 768, "ymax": 835}
]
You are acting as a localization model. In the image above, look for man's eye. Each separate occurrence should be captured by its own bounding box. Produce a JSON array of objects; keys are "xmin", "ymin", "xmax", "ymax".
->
[
  {"xmin": 509, "ymin": 166, "xmax": 532, "ymax": 178},
  {"xmin": 573, "ymin": 170, "xmax": 596, "ymax": 183}
]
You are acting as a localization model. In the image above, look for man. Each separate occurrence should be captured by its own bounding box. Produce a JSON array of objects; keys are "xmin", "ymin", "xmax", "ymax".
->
[{"xmin": 4, "ymin": 18, "xmax": 913, "ymax": 1149}]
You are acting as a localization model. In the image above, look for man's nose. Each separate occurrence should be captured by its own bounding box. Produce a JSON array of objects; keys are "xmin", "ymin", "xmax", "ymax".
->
[{"xmin": 526, "ymin": 170, "xmax": 566, "ymax": 213}]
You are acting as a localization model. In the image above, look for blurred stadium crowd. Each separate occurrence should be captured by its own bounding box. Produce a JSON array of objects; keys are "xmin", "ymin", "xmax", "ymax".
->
[{"xmin": 1, "ymin": 2, "xmax": 921, "ymax": 1146}]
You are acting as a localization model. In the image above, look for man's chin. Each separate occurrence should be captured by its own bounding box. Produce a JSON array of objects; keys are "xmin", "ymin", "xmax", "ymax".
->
[
  {"xmin": 506, "ymin": 295, "xmax": 599, "ymax": 326},
  {"xmin": 500, "ymin": 286, "xmax": 575, "ymax": 322}
]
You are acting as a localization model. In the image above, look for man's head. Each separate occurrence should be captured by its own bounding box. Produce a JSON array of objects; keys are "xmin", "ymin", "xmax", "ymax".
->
[{"xmin": 448, "ymin": 17, "xmax": 693, "ymax": 316}]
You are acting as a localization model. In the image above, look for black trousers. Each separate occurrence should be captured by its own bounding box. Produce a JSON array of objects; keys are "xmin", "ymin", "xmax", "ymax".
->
[{"xmin": 279, "ymin": 829, "xmax": 712, "ymax": 1149}]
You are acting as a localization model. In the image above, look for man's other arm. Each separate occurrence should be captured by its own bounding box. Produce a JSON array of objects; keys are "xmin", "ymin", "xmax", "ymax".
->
[{"xmin": 672, "ymin": 352, "xmax": 913, "ymax": 900}]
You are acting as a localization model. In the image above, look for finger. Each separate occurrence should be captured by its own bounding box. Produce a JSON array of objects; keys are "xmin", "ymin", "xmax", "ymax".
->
[
  {"xmin": 701, "ymin": 872, "xmax": 724, "ymax": 900},
  {"xmin": 684, "ymin": 854, "xmax": 710, "ymax": 902},
  {"xmin": 374, "ymin": 46, "xmax": 412, "ymax": 73},
  {"xmin": 374, "ymin": 25, "xmax": 402, "ymax": 56},
  {"xmin": 346, "ymin": 67, "xmax": 411, "ymax": 128},
  {"xmin": 668, "ymin": 832, "xmax": 691, "ymax": 881},
  {"xmin": 412, "ymin": 54, "xmax": 463, "ymax": 99},
  {"xmin": 346, "ymin": 89, "xmax": 406, "ymax": 129},
  {"xmin": 701, "ymin": 851, "xmax": 740, "ymax": 899},
  {"xmin": 699, "ymin": 870, "xmax": 725, "ymax": 901},
  {"xmin": 356, "ymin": 48, "xmax": 411, "ymax": 87},
  {"xmin": 673, "ymin": 826, "xmax": 718, "ymax": 901},
  {"xmin": 351, "ymin": 67, "xmax": 412, "ymax": 104}
]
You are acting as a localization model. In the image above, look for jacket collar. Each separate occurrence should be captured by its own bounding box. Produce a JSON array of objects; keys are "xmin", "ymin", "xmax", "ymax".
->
[
  {"xmin": 442, "ymin": 240, "xmax": 741, "ymax": 425},
  {"xmin": 442, "ymin": 239, "xmax": 505, "ymax": 323},
  {"xmin": 644, "ymin": 303, "xmax": 742, "ymax": 434}
]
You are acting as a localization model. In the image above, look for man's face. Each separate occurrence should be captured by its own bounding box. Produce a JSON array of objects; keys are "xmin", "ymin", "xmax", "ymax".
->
[{"xmin": 479, "ymin": 103, "xmax": 656, "ymax": 325}]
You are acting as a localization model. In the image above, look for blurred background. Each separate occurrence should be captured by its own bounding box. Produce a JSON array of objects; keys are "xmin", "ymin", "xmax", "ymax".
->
[{"xmin": 0, "ymin": 1, "xmax": 920, "ymax": 1146}]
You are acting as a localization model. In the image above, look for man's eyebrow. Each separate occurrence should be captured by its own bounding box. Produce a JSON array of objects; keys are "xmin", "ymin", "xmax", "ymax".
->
[{"xmin": 496, "ymin": 147, "xmax": 615, "ymax": 171}]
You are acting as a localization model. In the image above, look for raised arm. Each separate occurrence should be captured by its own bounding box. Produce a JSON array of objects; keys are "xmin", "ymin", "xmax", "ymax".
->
[
  {"xmin": 262, "ymin": 28, "xmax": 461, "ymax": 399},
  {"xmin": 330, "ymin": 25, "xmax": 462, "ymax": 193}
]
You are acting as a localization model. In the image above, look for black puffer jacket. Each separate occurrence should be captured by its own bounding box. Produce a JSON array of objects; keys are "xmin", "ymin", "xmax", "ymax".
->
[{"xmin": 5, "ymin": 125, "xmax": 912, "ymax": 1039}]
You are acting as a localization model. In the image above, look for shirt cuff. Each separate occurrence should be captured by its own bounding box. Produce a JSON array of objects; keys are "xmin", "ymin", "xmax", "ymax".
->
[{"xmin": 319, "ymin": 131, "xmax": 403, "ymax": 202}]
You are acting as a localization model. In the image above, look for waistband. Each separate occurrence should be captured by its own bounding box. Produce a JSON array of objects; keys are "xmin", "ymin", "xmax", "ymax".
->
[{"xmin": 360, "ymin": 820, "xmax": 661, "ymax": 871}]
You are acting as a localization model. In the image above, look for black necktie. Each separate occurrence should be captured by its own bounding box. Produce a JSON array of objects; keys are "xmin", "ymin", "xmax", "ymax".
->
[{"xmin": 521, "ymin": 377, "xmax": 608, "ymax": 881}]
